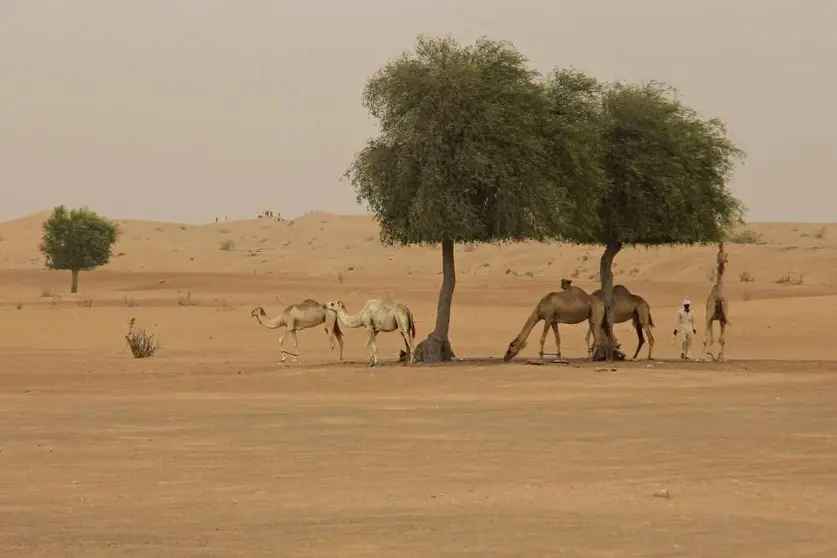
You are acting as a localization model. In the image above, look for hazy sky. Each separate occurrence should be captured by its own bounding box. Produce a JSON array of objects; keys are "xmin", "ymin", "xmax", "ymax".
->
[{"xmin": 2, "ymin": 1, "xmax": 834, "ymax": 223}]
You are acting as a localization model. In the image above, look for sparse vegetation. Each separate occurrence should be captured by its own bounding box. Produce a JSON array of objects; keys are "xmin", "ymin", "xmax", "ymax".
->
[
  {"xmin": 77, "ymin": 293, "xmax": 95, "ymax": 307},
  {"xmin": 39, "ymin": 205, "xmax": 120, "ymax": 293},
  {"xmin": 739, "ymin": 271, "xmax": 754, "ymax": 282},
  {"xmin": 813, "ymin": 226, "xmax": 826, "ymax": 239},
  {"xmin": 15, "ymin": 302, "xmax": 22, "ymax": 310},
  {"xmin": 219, "ymin": 239, "xmax": 235, "ymax": 251},
  {"xmin": 176, "ymin": 291, "xmax": 198, "ymax": 306},
  {"xmin": 125, "ymin": 318, "xmax": 159, "ymax": 358},
  {"xmin": 728, "ymin": 228, "xmax": 764, "ymax": 244},
  {"xmin": 776, "ymin": 272, "xmax": 804, "ymax": 285},
  {"xmin": 40, "ymin": 287, "xmax": 55, "ymax": 298},
  {"xmin": 123, "ymin": 295, "xmax": 137, "ymax": 307},
  {"xmin": 337, "ymin": 272, "xmax": 345, "ymax": 283}
]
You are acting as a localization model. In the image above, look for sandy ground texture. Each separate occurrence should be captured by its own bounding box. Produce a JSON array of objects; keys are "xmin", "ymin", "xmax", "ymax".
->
[{"xmin": 2, "ymin": 213, "xmax": 837, "ymax": 556}]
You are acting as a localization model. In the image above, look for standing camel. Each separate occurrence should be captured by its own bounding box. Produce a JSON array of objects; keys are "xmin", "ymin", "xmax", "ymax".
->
[
  {"xmin": 323, "ymin": 299, "xmax": 417, "ymax": 367},
  {"xmin": 503, "ymin": 279, "xmax": 607, "ymax": 361},
  {"xmin": 701, "ymin": 242, "xmax": 731, "ymax": 362},
  {"xmin": 250, "ymin": 298, "xmax": 343, "ymax": 363},
  {"xmin": 574, "ymin": 284, "xmax": 656, "ymax": 360}
]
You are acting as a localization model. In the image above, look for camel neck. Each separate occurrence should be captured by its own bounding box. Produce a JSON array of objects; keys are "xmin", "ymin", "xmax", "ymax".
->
[{"xmin": 336, "ymin": 309, "xmax": 363, "ymax": 328}]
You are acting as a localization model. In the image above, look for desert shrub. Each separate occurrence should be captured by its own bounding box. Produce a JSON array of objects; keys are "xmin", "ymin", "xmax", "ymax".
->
[
  {"xmin": 123, "ymin": 295, "xmax": 137, "ymax": 307},
  {"xmin": 176, "ymin": 291, "xmax": 198, "ymax": 306},
  {"xmin": 776, "ymin": 272, "xmax": 804, "ymax": 285},
  {"xmin": 739, "ymin": 271, "xmax": 754, "ymax": 282},
  {"xmin": 728, "ymin": 228, "xmax": 764, "ymax": 244},
  {"xmin": 77, "ymin": 293, "xmax": 95, "ymax": 307},
  {"xmin": 15, "ymin": 302, "xmax": 22, "ymax": 310},
  {"xmin": 219, "ymin": 239, "xmax": 235, "ymax": 251},
  {"xmin": 813, "ymin": 226, "xmax": 826, "ymax": 239},
  {"xmin": 125, "ymin": 318, "xmax": 159, "ymax": 358}
]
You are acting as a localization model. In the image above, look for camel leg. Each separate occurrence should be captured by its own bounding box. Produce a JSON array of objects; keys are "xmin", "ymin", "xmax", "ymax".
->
[
  {"xmin": 335, "ymin": 332, "xmax": 344, "ymax": 362},
  {"xmin": 551, "ymin": 322, "xmax": 561, "ymax": 359},
  {"xmin": 366, "ymin": 328, "xmax": 378, "ymax": 367},
  {"xmin": 399, "ymin": 330, "xmax": 416, "ymax": 366},
  {"xmin": 538, "ymin": 321, "xmax": 550, "ymax": 358},
  {"xmin": 289, "ymin": 329, "xmax": 300, "ymax": 363},
  {"xmin": 277, "ymin": 334, "xmax": 287, "ymax": 363},
  {"xmin": 701, "ymin": 321, "xmax": 714, "ymax": 362},
  {"xmin": 717, "ymin": 322, "xmax": 726, "ymax": 362},
  {"xmin": 585, "ymin": 325, "xmax": 593, "ymax": 357},
  {"xmin": 589, "ymin": 321, "xmax": 601, "ymax": 361},
  {"xmin": 631, "ymin": 321, "xmax": 645, "ymax": 361},
  {"xmin": 645, "ymin": 325, "xmax": 655, "ymax": 360}
]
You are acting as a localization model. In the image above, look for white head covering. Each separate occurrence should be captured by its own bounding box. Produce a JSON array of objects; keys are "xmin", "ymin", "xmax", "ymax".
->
[{"xmin": 683, "ymin": 298, "xmax": 691, "ymax": 305}]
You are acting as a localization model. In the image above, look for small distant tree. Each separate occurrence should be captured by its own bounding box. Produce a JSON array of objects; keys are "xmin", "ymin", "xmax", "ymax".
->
[
  {"xmin": 346, "ymin": 36, "xmax": 577, "ymax": 362},
  {"xmin": 39, "ymin": 205, "xmax": 120, "ymax": 293},
  {"xmin": 552, "ymin": 79, "xmax": 745, "ymax": 357}
]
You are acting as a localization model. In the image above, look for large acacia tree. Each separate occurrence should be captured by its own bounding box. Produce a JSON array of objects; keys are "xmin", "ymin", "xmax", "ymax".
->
[
  {"xmin": 346, "ymin": 36, "xmax": 576, "ymax": 362},
  {"xmin": 550, "ymin": 79, "xmax": 745, "ymax": 357}
]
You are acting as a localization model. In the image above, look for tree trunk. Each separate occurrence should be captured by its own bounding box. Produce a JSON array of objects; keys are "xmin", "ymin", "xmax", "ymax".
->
[
  {"xmin": 70, "ymin": 269, "xmax": 80, "ymax": 294},
  {"xmin": 413, "ymin": 238, "xmax": 457, "ymax": 363},
  {"xmin": 598, "ymin": 242, "xmax": 622, "ymax": 360}
]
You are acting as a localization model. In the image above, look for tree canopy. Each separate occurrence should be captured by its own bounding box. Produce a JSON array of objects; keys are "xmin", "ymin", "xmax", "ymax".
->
[
  {"xmin": 346, "ymin": 35, "xmax": 580, "ymax": 362},
  {"xmin": 39, "ymin": 205, "xmax": 120, "ymax": 293},
  {"xmin": 546, "ymin": 78, "xmax": 745, "ymax": 358},
  {"xmin": 346, "ymin": 34, "xmax": 746, "ymax": 363}
]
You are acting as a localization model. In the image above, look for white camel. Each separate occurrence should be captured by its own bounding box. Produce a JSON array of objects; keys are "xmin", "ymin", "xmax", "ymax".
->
[
  {"xmin": 250, "ymin": 298, "xmax": 343, "ymax": 363},
  {"xmin": 323, "ymin": 299, "xmax": 417, "ymax": 366}
]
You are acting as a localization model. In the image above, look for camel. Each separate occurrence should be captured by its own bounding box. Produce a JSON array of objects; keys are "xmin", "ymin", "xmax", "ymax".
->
[
  {"xmin": 250, "ymin": 298, "xmax": 343, "ymax": 363},
  {"xmin": 323, "ymin": 299, "xmax": 417, "ymax": 367},
  {"xmin": 573, "ymin": 284, "xmax": 656, "ymax": 360},
  {"xmin": 701, "ymin": 242, "xmax": 731, "ymax": 362},
  {"xmin": 503, "ymin": 279, "xmax": 607, "ymax": 361}
]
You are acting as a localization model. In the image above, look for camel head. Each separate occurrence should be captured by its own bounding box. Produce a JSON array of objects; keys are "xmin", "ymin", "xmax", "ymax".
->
[
  {"xmin": 322, "ymin": 300, "xmax": 345, "ymax": 312},
  {"xmin": 503, "ymin": 339, "xmax": 527, "ymax": 361},
  {"xmin": 560, "ymin": 278, "xmax": 573, "ymax": 290},
  {"xmin": 250, "ymin": 306, "xmax": 267, "ymax": 319}
]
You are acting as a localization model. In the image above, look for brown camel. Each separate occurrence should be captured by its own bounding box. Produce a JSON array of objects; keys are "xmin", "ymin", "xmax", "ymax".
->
[
  {"xmin": 574, "ymin": 284, "xmax": 656, "ymax": 360},
  {"xmin": 701, "ymin": 242, "xmax": 730, "ymax": 362},
  {"xmin": 250, "ymin": 298, "xmax": 343, "ymax": 363},
  {"xmin": 503, "ymin": 279, "xmax": 607, "ymax": 361}
]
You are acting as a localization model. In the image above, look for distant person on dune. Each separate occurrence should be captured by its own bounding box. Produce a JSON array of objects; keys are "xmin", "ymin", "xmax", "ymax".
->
[{"xmin": 674, "ymin": 298, "xmax": 697, "ymax": 360}]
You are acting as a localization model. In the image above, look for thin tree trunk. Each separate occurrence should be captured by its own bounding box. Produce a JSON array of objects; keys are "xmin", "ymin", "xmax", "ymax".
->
[
  {"xmin": 413, "ymin": 238, "xmax": 457, "ymax": 363},
  {"xmin": 70, "ymin": 269, "xmax": 80, "ymax": 294},
  {"xmin": 598, "ymin": 241, "xmax": 622, "ymax": 360}
]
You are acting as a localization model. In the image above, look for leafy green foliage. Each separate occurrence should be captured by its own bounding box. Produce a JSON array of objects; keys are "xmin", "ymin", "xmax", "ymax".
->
[
  {"xmin": 559, "ymin": 80, "xmax": 745, "ymax": 247},
  {"xmin": 346, "ymin": 35, "xmax": 570, "ymax": 247},
  {"xmin": 39, "ymin": 205, "xmax": 120, "ymax": 272}
]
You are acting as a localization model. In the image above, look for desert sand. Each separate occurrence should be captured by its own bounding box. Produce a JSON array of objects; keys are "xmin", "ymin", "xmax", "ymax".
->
[{"xmin": 1, "ymin": 212, "xmax": 837, "ymax": 557}]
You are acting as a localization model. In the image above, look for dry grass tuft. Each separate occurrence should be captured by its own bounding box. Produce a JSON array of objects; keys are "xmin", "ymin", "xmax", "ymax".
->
[{"xmin": 125, "ymin": 318, "xmax": 160, "ymax": 358}]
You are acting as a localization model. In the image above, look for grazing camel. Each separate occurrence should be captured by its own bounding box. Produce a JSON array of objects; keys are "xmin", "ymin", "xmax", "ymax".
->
[
  {"xmin": 323, "ymin": 299, "xmax": 417, "ymax": 367},
  {"xmin": 701, "ymin": 242, "xmax": 731, "ymax": 362},
  {"xmin": 574, "ymin": 284, "xmax": 656, "ymax": 360},
  {"xmin": 250, "ymin": 298, "xmax": 343, "ymax": 363},
  {"xmin": 503, "ymin": 279, "xmax": 607, "ymax": 361}
]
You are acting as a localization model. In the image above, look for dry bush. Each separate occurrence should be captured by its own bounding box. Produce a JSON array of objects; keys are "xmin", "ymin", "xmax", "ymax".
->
[
  {"xmin": 729, "ymin": 228, "xmax": 764, "ymax": 244},
  {"xmin": 219, "ymin": 239, "xmax": 235, "ymax": 251},
  {"xmin": 739, "ymin": 271, "xmax": 754, "ymax": 282},
  {"xmin": 123, "ymin": 295, "xmax": 137, "ymax": 307},
  {"xmin": 176, "ymin": 291, "xmax": 198, "ymax": 306},
  {"xmin": 125, "ymin": 318, "xmax": 159, "ymax": 358},
  {"xmin": 776, "ymin": 272, "xmax": 804, "ymax": 285},
  {"xmin": 813, "ymin": 226, "xmax": 827, "ymax": 239},
  {"xmin": 40, "ymin": 287, "xmax": 55, "ymax": 298},
  {"xmin": 337, "ymin": 272, "xmax": 345, "ymax": 283},
  {"xmin": 15, "ymin": 302, "xmax": 22, "ymax": 310},
  {"xmin": 77, "ymin": 293, "xmax": 95, "ymax": 307}
]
